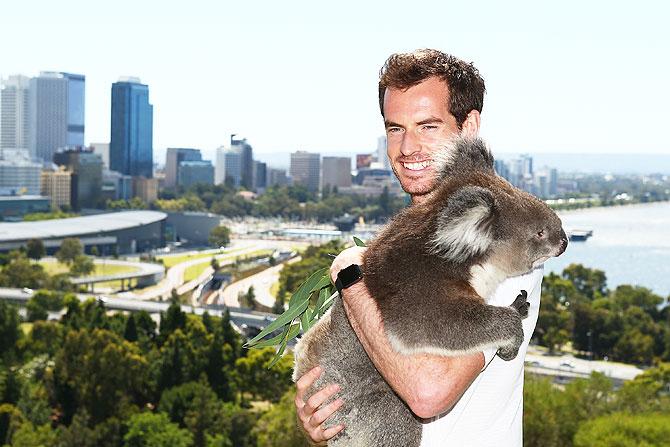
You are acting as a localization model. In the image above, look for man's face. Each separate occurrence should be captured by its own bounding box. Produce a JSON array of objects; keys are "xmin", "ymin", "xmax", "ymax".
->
[{"xmin": 383, "ymin": 77, "xmax": 461, "ymax": 198}]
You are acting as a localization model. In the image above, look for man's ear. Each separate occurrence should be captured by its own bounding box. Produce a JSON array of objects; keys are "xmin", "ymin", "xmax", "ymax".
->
[
  {"xmin": 430, "ymin": 185, "xmax": 496, "ymax": 262},
  {"xmin": 460, "ymin": 110, "xmax": 481, "ymax": 139}
]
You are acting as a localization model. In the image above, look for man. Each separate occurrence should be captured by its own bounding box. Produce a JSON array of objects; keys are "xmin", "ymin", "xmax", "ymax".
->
[{"xmin": 295, "ymin": 49, "xmax": 543, "ymax": 446}]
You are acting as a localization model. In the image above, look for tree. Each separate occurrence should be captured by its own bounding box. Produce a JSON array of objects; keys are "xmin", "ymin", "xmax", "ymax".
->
[
  {"xmin": 253, "ymin": 389, "xmax": 309, "ymax": 447},
  {"xmin": 562, "ymin": 264, "xmax": 607, "ymax": 300},
  {"xmin": 70, "ymin": 254, "xmax": 94, "ymax": 277},
  {"xmin": 25, "ymin": 239, "xmax": 45, "ymax": 260},
  {"xmin": 208, "ymin": 225, "xmax": 231, "ymax": 248},
  {"xmin": 0, "ymin": 252, "xmax": 48, "ymax": 290},
  {"xmin": 26, "ymin": 290, "xmax": 64, "ymax": 322},
  {"xmin": 124, "ymin": 313, "xmax": 138, "ymax": 342},
  {"xmin": 124, "ymin": 412, "xmax": 193, "ymax": 447},
  {"xmin": 0, "ymin": 301, "xmax": 21, "ymax": 360},
  {"xmin": 52, "ymin": 328, "xmax": 149, "ymax": 424},
  {"xmin": 234, "ymin": 347, "xmax": 293, "ymax": 403},
  {"xmin": 574, "ymin": 413, "xmax": 670, "ymax": 447},
  {"xmin": 56, "ymin": 238, "xmax": 83, "ymax": 265},
  {"xmin": 239, "ymin": 286, "xmax": 256, "ymax": 309}
]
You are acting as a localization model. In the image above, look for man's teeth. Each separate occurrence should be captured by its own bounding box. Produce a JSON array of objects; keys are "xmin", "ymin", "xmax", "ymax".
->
[{"xmin": 402, "ymin": 161, "xmax": 431, "ymax": 171}]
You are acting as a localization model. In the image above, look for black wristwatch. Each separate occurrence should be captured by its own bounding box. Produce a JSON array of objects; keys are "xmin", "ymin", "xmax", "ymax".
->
[{"xmin": 335, "ymin": 264, "xmax": 363, "ymax": 295}]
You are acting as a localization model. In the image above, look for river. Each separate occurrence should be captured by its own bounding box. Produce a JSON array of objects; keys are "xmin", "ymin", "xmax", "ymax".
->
[{"xmin": 545, "ymin": 201, "xmax": 670, "ymax": 297}]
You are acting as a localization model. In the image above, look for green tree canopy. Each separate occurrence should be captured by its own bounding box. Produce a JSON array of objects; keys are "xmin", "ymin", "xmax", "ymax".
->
[
  {"xmin": 208, "ymin": 225, "xmax": 231, "ymax": 248},
  {"xmin": 56, "ymin": 238, "xmax": 83, "ymax": 265},
  {"xmin": 124, "ymin": 411, "xmax": 193, "ymax": 447}
]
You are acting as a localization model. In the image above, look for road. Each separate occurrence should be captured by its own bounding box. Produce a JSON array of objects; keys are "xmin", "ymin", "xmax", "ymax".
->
[
  {"xmin": 129, "ymin": 239, "xmax": 307, "ymax": 301},
  {"xmin": 218, "ymin": 256, "xmax": 300, "ymax": 308}
]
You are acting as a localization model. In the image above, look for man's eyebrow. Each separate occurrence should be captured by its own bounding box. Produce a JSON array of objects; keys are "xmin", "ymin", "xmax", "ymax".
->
[
  {"xmin": 416, "ymin": 117, "xmax": 444, "ymax": 125},
  {"xmin": 384, "ymin": 120, "xmax": 403, "ymax": 129}
]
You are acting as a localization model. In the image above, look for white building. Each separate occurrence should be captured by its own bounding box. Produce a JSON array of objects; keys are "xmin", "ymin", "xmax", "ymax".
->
[
  {"xmin": 322, "ymin": 156, "xmax": 352, "ymax": 189},
  {"xmin": 90, "ymin": 142, "xmax": 110, "ymax": 169},
  {"xmin": 1, "ymin": 75, "xmax": 31, "ymax": 153},
  {"xmin": 215, "ymin": 145, "xmax": 242, "ymax": 187},
  {"xmin": 0, "ymin": 149, "xmax": 42, "ymax": 195}
]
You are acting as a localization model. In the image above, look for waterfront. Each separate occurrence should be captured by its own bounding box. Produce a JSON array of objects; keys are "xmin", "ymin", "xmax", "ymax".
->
[{"xmin": 545, "ymin": 201, "xmax": 670, "ymax": 297}]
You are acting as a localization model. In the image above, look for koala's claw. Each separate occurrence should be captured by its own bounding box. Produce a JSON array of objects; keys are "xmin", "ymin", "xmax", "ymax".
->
[
  {"xmin": 511, "ymin": 290, "xmax": 530, "ymax": 318},
  {"xmin": 497, "ymin": 345, "xmax": 519, "ymax": 361}
]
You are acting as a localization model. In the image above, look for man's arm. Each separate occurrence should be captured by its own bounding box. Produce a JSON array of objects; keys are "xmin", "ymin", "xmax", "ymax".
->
[{"xmin": 333, "ymin": 247, "xmax": 487, "ymax": 419}]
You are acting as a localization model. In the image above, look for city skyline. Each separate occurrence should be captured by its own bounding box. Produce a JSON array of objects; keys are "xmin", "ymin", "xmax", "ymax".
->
[{"xmin": 1, "ymin": 0, "xmax": 669, "ymax": 159}]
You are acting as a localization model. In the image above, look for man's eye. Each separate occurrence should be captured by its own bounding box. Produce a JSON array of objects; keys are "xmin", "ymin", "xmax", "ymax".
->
[
  {"xmin": 387, "ymin": 127, "xmax": 403, "ymax": 134},
  {"xmin": 423, "ymin": 125, "xmax": 438, "ymax": 130}
]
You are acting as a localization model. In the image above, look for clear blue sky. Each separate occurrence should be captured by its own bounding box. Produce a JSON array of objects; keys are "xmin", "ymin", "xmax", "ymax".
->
[{"xmin": 2, "ymin": 0, "xmax": 668, "ymax": 163}]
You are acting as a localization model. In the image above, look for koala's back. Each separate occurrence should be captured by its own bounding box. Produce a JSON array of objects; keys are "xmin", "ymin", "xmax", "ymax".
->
[{"xmin": 294, "ymin": 299, "xmax": 422, "ymax": 447}]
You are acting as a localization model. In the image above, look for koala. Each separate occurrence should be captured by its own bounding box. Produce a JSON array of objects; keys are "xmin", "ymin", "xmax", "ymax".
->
[{"xmin": 293, "ymin": 137, "xmax": 568, "ymax": 447}]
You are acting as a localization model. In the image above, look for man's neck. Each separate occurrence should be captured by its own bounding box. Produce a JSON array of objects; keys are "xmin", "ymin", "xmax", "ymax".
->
[{"xmin": 410, "ymin": 194, "xmax": 429, "ymax": 206}]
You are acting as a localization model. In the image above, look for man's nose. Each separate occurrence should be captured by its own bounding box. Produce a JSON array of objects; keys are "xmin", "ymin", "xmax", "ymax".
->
[{"xmin": 399, "ymin": 130, "xmax": 421, "ymax": 156}]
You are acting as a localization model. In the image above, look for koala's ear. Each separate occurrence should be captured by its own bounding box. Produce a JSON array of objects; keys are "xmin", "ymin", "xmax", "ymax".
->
[{"xmin": 430, "ymin": 186, "xmax": 496, "ymax": 262}]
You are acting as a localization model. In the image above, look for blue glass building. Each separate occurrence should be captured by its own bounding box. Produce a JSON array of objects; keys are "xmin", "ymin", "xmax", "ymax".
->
[{"xmin": 110, "ymin": 78, "xmax": 153, "ymax": 178}]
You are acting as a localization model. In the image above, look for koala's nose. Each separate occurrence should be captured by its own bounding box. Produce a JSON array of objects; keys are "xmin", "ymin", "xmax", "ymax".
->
[{"xmin": 558, "ymin": 229, "xmax": 568, "ymax": 255}]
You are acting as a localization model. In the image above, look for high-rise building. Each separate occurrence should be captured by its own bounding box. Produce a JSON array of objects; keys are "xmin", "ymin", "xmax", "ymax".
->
[
  {"xmin": 165, "ymin": 147, "xmax": 202, "ymax": 188},
  {"xmin": 290, "ymin": 151, "xmax": 320, "ymax": 192},
  {"xmin": 1, "ymin": 75, "xmax": 31, "ymax": 153},
  {"xmin": 41, "ymin": 166, "xmax": 72, "ymax": 210},
  {"xmin": 29, "ymin": 72, "xmax": 85, "ymax": 162},
  {"xmin": 253, "ymin": 161, "xmax": 267, "ymax": 190},
  {"xmin": 267, "ymin": 168, "xmax": 288, "ymax": 187},
  {"xmin": 110, "ymin": 77, "xmax": 153, "ymax": 178},
  {"xmin": 102, "ymin": 169, "xmax": 132, "ymax": 201},
  {"xmin": 376, "ymin": 135, "xmax": 389, "ymax": 170},
  {"xmin": 215, "ymin": 145, "xmax": 242, "ymax": 187},
  {"xmin": 177, "ymin": 160, "xmax": 214, "ymax": 188},
  {"xmin": 0, "ymin": 149, "xmax": 42, "ymax": 195},
  {"xmin": 53, "ymin": 148, "xmax": 103, "ymax": 210},
  {"xmin": 90, "ymin": 142, "xmax": 110, "ymax": 169},
  {"xmin": 231, "ymin": 135, "xmax": 254, "ymax": 189},
  {"xmin": 322, "ymin": 156, "xmax": 351, "ymax": 190},
  {"xmin": 132, "ymin": 176, "xmax": 158, "ymax": 203}
]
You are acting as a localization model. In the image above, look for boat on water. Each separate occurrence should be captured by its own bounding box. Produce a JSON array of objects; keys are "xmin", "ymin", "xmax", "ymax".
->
[{"xmin": 568, "ymin": 229, "xmax": 593, "ymax": 241}]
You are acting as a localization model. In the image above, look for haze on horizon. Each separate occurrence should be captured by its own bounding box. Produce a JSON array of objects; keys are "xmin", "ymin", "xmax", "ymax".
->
[{"xmin": 1, "ymin": 0, "xmax": 668, "ymax": 162}]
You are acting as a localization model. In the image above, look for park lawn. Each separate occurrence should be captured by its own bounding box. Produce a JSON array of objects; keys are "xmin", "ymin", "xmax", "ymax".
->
[
  {"xmin": 39, "ymin": 260, "xmax": 140, "ymax": 277},
  {"xmin": 158, "ymin": 247, "xmax": 248, "ymax": 268},
  {"xmin": 183, "ymin": 263, "xmax": 210, "ymax": 283}
]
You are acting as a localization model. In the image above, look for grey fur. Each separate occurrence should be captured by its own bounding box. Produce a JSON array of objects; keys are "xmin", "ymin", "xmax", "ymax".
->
[{"xmin": 293, "ymin": 137, "xmax": 567, "ymax": 446}]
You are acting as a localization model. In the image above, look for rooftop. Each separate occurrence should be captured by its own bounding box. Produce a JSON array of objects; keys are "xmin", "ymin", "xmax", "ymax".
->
[{"xmin": 0, "ymin": 210, "xmax": 167, "ymax": 242}]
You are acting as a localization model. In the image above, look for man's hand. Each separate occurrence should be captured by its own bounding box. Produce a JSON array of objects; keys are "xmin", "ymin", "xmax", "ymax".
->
[{"xmin": 295, "ymin": 366, "xmax": 345, "ymax": 445}]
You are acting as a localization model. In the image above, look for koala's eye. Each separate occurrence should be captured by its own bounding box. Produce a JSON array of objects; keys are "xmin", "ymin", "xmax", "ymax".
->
[{"xmin": 536, "ymin": 230, "xmax": 545, "ymax": 238}]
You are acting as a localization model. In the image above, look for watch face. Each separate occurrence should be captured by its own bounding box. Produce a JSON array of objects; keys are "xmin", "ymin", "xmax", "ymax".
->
[{"xmin": 339, "ymin": 264, "xmax": 362, "ymax": 287}]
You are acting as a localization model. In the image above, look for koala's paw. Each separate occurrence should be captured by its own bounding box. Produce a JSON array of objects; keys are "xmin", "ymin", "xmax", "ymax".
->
[
  {"xmin": 510, "ymin": 290, "xmax": 529, "ymax": 319},
  {"xmin": 497, "ymin": 344, "xmax": 520, "ymax": 361}
]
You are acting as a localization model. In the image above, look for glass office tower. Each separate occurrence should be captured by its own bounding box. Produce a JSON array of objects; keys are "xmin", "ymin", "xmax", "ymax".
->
[{"xmin": 110, "ymin": 78, "xmax": 153, "ymax": 178}]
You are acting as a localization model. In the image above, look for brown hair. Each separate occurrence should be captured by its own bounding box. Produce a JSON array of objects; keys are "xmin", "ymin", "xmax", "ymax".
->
[{"xmin": 378, "ymin": 49, "xmax": 486, "ymax": 128}]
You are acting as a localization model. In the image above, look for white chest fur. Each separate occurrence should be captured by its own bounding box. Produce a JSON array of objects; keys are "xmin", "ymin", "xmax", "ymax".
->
[{"xmin": 469, "ymin": 262, "xmax": 509, "ymax": 301}]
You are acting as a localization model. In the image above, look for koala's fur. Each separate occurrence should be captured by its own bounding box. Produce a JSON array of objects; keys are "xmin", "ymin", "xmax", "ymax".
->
[{"xmin": 293, "ymin": 137, "xmax": 567, "ymax": 447}]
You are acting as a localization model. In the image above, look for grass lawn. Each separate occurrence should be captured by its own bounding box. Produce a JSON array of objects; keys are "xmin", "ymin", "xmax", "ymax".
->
[
  {"xmin": 183, "ymin": 263, "xmax": 210, "ymax": 283},
  {"xmin": 158, "ymin": 247, "xmax": 248, "ymax": 268},
  {"xmin": 181, "ymin": 249, "xmax": 274, "ymax": 283},
  {"xmin": 39, "ymin": 260, "xmax": 140, "ymax": 277}
]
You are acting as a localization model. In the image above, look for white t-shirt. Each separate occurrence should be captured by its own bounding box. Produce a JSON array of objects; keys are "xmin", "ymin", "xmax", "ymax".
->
[{"xmin": 419, "ymin": 266, "xmax": 544, "ymax": 447}]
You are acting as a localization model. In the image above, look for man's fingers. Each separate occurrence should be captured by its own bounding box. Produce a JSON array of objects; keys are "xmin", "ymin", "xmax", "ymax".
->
[
  {"xmin": 295, "ymin": 366, "xmax": 322, "ymax": 405},
  {"xmin": 321, "ymin": 424, "xmax": 345, "ymax": 440},
  {"xmin": 304, "ymin": 384, "xmax": 340, "ymax": 417},
  {"xmin": 310, "ymin": 398, "xmax": 344, "ymax": 426}
]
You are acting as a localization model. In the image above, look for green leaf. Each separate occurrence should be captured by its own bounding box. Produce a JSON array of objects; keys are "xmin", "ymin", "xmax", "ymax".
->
[
  {"xmin": 309, "ymin": 274, "xmax": 333, "ymax": 293},
  {"xmin": 244, "ymin": 299, "xmax": 309, "ymax": 347},
  {"xmin": 267, "ymin": 325, "xmax": 292, "ymax": 368},
  {"xmin": 310, "ymin": 288, "xmax": 329, "ymax": 323},
  {"xmin": 250, "ymin": 323, "xmax": 301, "ymax": 349},
  {"xmin": 319, "ymin": 294, "xmax": 336, "ymax": 317},
  {"xmin": 288, "ymin": 267, "xmax": 329, "ymax": 307},
  {"xmin": 353, "ymin": 236, "xmax": 367, "ymax": 247},
  {"xmin": 301, "ymin": 301, "xmax": 313, "ymax": 332}
]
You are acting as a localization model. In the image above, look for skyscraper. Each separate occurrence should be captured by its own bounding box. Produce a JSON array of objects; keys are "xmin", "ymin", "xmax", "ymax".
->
[
  {"xmin": 177, "ymin": 160, "xmax": 214, "ymax": 188},
  {"xmin": 53, "ymin": 148, "xmax": 103, "ymax": 210},
  {"xmin": 165, "ymin": 148, "xmax": 201, "ymax": 188},
  {"xmin": 1, "ymin": 75, "xmax": 31, "ymax": 153},
  {"xmin": 110, "ymin": 77, "xmax": 153, "ymax": 178},
  {"xmin": 231, "ymin": 136, "xmax": 253, "ymax": 189},
  {"xmin": 253, "ymin": 161, "xmax": 267, "ymax": 190},
  {"xmin": 28, "ymin": 72, "xmax": 85, "ymax": 162},
  {"xmin": 376, "ymin": 135, "xmax": 389, "ymax": 170},
  {"xmin": 0, "ymin": 149, "xmax": 42, "ymax": 195},
  {"xmin": 322, "ymin": 156, "xmax": 351, "ymax": 189},
  {"xmin": 290, "ymin": 151, "xmax": 320, "ymax": 192},
  {"xmin": 215, "ymin": 145, "xmax": 242, "ymax": 187}
]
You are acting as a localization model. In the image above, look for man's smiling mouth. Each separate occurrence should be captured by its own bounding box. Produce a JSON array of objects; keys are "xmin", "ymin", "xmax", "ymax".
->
[{"xmin": 402, "ymin": 161, "xmax": 432, "ymax": 171}]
